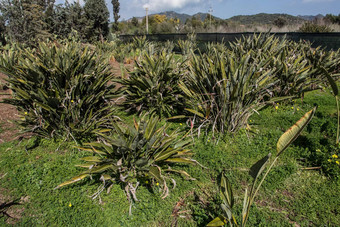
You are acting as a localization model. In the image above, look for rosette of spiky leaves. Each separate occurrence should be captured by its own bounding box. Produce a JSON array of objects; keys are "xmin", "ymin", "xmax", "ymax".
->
[
  {"xmin": 0, "ymin": 41, "xmax": 118, "ymax": 141},
  {"xmin": 0, "ymin": 42, "xmax": 25, "ymax": 71},
  {"xmin": 271, "ymin": 43, "xmax": 314, "ymax": 97},
  {"xmin": 132, "ymin": 36, "xmax": 150, "ymax": 50},
  {"xmin": 120, "ymin": 51, "xmax": 186, "ymax": 117},
  {"xmin": 303, "ymin": 44, "xmax": 340, "ymax": 79},
  {"xmin": 56, "ymin": 115, "xmax": 196, "ymax": 211},
  {"xmin": 180, "ymin": 48, "xmax": 280, "ymax": 140},
  {"xmin": 228, "ymin": 33, "xmax": 287, "ymax": 62}
]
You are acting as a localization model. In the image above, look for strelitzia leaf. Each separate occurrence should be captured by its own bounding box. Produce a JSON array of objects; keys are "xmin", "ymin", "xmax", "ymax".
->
[
  {"xmin": 249, "ymin": 153, "xmax": 272, "ymax": 179},
  {"xmin": 277, "ymin": 106, "xmax": 317, "ymax": 156},
  {"xmin": 149, "ymin": 166, "xmax": 163, "ymax": 184},
  {"xmin": 206, "ymin": 216, "xmax": 227, "ymax": 226}
]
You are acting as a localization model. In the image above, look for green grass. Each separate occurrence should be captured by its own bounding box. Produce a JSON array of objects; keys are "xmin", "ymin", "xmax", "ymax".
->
[{"xmin": 0, "ymin": 89, "xmax": 339, "ymax": 226}]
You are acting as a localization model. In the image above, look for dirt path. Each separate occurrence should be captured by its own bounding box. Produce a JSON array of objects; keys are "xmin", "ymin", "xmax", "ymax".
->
[{"xmin": 0, "ymin": 73, "xmax": 20, "ymax": 143}]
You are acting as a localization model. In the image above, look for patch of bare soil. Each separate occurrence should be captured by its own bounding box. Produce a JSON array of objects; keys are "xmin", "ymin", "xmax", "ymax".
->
[
  {"xmin": 109, "ymin": 60, "xmax": 133, "ymax": 105},
  {"xmin": 0, "ymin": 186, "xmax": 28, "ymax": 225},
  {"xmin": 109, "ymin": 58, "xmax": 133, "ymax": 79},
  {"xmin": 0, "ymin": 73, "xmax": 21, "ymax": 143}
]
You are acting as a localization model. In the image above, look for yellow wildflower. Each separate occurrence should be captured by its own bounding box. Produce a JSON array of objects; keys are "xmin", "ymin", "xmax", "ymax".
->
[
  {"xmin": 68, "ymin": 202, "xmax": 72, "ymax": 207},
  {"xmin": 180, "ymin": 123, "xmax": 183, "ymax": 126},
  {"xmin": 156, "ymin": 182, "xmax": 159, "ymax": 186},
  {"xmin": 71, "ymin": 100, "xmax": 74, "ymax": 103},
  {"xmin": 336, "ymin": 161, "xmax": 340, "ymax": 165},
  {"xmin": 328, "ymin": 159, "xmax": 332, "ymax": 162},
  {"xmin": 24, "ymin": 112, "xmax": 28, "ymax": 115},
  {"xmin": 297, "ymin": 108, "xmax": 300, "ymax": 111},
  {"xmin": 332, "ymin": 154, "xmax": 338, "ymax": 159},
  {"xmin": 291, "ymin": 107, "xmax": 294, "ymax": 110},
  {"xmin": 275, "ymin": 106, "xmax": 279, "ymax": 110},
  {"xmin": 145, "ymin": 181, "xmax": 149, "ymax": 184}
]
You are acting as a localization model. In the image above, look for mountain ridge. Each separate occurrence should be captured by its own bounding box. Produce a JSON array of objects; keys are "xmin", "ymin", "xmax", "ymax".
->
[{"xmin": 128, "ymin": 11, "xmax": 324, "ymax": 25}]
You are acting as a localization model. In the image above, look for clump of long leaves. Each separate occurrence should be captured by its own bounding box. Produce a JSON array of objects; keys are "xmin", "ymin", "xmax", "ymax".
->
[
  {"xmin": 208, "ymin": 107, "xmax": 317, "ymax": 227},
  {"xmin": 271, "ymin": 43, "xmax": 313, "ymax": 96},
  {"xmin": 304, "ymin": 44, "xmax": 340, "ymax": 78},
  {"xmin": 228, "ymin": 34, "xmax": 339, "ymax": 98},
  {"xmin": 177, "ymin": 33, "xmax": 197, "ymax": 57},
  {"xmin": 0, "ymin": 41, "xmax": 118, "ymax": 141},
  {"xmin": 228, "ymin": 33, "xmax": 287, "ymax": 61},
  {"xmin": 120, "ymin": 51, "xmax": 187, "ymax": 117},
  {"xmin": 180, "ymin": 47, "xmax": 281, "ymax": 140},
  {"xmin": 56, "ymin": 114, "xmax": 197, "ymax": 214}
]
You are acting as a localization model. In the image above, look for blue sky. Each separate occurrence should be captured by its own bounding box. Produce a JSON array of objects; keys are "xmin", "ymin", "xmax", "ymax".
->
[{"xmin": 55, "ymin": 0, "xmax": 340, "ymax": 21}]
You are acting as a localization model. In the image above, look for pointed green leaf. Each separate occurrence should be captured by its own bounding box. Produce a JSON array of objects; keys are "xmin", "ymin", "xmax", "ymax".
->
[
  {"xmin": 164, "ymin": 158, "xmax": 198, "ymax": 165},
  {"xmin": 184, "ymin": 108, "xmax": 205, "ymax": 118},
  {"xmin": 81, "ymin": 156, "xmax": 102, "ymax": 162},
  {"xmin": 220, "ymin": 173, "xmax": 234, "ymax": 209},
  {"xmin": 320, "ymin": 67, "xmax": 338, "ymax": 96},
  {"xmin": 55, "ymin": 173, "xmax": 89, "ymax": 189}
]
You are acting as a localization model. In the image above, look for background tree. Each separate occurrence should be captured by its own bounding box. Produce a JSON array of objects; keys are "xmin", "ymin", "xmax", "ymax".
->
[
  {"xmin": 111, "ymin": 0, "xmax": 120, "ymax": 31},
  {"xmin": 325, "ymin": 14, "xmax": 340, "ymax": 25},
  {"xmin": 52, "ymin": 2, "xmax": 87, "ymax": 41},
  {"xmin": 0, "ymin": 0, "xmax": 52, "ymax": 45},
  {"xmin": 0, "ymin": 15, "xmax": 6, "ymax": 45},
  {"xmin": 131, "ymin": 17, "xmax": 138, "ymax": 27},
  {"xmin": 84, "ymin": 0, "xmax": 110, "ymax": 42},
  {"xmin": 274, "ymin": 17, "xmax": 287, "ymax": 28}
]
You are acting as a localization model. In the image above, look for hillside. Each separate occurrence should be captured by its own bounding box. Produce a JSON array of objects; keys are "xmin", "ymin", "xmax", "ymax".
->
[
  {"xmin": 298, "ymin": 14, "xmax": 324, "ymax": 21},
  {"xmin": 226, "ymin": 13, "xmax": 306, "ymax": 25},
  {"xmin": 129, "ymin": 12, "xmax": 326, "ymax": 26},
  {"xmin": 132, "ymin": 11, "xmax": 222, "ymax": 24}
]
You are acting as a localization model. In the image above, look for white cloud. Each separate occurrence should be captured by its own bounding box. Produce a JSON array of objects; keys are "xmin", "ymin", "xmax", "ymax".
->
[{"xmin": 137, "ymin": 0, "xmax": 203, "ymax": 12}]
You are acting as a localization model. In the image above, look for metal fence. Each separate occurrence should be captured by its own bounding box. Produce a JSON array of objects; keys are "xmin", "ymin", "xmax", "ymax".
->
[{"xmin": 119, "ymin": 32, "xmax": 340, "ymax": 50}]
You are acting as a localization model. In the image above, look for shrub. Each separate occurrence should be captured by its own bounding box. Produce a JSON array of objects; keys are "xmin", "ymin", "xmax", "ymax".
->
[
  {"xmin": 180, "ymin": 47, "xmax": 279, "ymax": 140},
  {"xmin": 0, "ymin": 41, "xmax": 118, "ymax": 141},
  {"xmin": 228, "ymin": 34, "xmax": 338, "ymax": 97},
  {"xmin": 298, "ymin": 22, "xmax": 333, "ymax": 33},
  {"xmin": 177, "ymin": 33, "xmax": 197, "ymax": 57},
  {"xmin": 56, "ymin": 114, "xmax": 198, "ymax": 214},
  {"xmin": 271, "ymin": 41, "xmax": 314, "ymax": 96},
  {"xmin": 120, "ymin": 51, "xmax": 186, "ymax": 117}
]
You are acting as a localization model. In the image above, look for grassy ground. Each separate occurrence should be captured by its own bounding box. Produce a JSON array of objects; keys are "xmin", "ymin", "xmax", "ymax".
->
[{"xmin": 0, "ymin": 89, "xmax": 339, "ymax": 226}]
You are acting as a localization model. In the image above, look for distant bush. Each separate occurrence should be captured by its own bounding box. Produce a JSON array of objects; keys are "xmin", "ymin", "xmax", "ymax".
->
[
  {"xmin": 298, "ymin": 22, "xmax": 333, "ymax": 33},
  {"xmin": 273, "ymin": 17, "xmax": 287, "ymax": 28}
]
